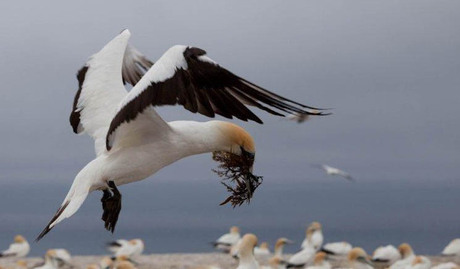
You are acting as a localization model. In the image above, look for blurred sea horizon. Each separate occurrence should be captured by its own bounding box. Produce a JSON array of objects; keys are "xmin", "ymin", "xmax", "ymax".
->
[{"xmin": 0, "ymin": 177, "xmax": 458, "ymax": 257}]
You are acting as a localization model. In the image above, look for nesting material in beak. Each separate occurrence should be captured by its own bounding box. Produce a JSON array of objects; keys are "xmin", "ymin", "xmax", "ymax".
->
[{"xmin": 212, "ymin": 151, "xmax": 263, "ymax": 207}]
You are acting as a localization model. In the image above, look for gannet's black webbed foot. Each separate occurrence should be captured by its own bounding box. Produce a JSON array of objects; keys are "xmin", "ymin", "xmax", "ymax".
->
[{"xmin": 101, "ymin": 181, "xmax": 122, "ymax": 233}]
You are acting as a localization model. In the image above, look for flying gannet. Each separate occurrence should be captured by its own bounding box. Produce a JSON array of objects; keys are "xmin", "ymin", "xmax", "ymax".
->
[
  {"xmin": 0, "ymin": 235, "xmax": 30, "ymax": 258},
  {"xmin": 316, "ymin": 165, "xmax": 354, "ymax": 182},
  {"xmin": 36, "ymin": 29, "xmax": 328, "ymax": 240}
]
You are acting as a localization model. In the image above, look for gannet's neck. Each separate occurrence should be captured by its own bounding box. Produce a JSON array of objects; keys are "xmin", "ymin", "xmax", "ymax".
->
[
  {"xmin": 169, "ymin": 120, "xmax": 238, "ymax": 157},
  {"xmin": 238, "ymin": 253, "xmax": 259, "ymax": 268}
]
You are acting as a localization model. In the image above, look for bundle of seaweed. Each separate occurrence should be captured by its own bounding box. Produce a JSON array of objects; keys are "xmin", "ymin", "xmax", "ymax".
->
[{"xmin": 212, "ymin": 151, "xmax": 263, "ymax": 207}]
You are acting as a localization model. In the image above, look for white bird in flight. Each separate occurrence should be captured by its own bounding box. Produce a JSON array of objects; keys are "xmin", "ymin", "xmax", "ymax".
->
[
  {"xmin": 316, "ymin": 164, "xmax": 355, "ymax": 182},
  {"xmin": 36, "ymin": 29, "xmax": 328, "ymax": 240}
]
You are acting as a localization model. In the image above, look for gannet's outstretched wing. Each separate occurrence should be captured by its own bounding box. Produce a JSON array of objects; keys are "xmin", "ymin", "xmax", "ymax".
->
[
  {"xmin": 69, "ymin": 30, "xmax": 153, "ymax": 156},
  {"xmin": 106, "ymin": 45, "xmax": 329, "ymax": 150}
]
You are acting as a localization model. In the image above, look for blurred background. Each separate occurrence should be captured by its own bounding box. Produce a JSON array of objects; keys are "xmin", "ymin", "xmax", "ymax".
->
[{"xmin": 0, "ymin": 0, "xmax": 459, "ymax": 256}]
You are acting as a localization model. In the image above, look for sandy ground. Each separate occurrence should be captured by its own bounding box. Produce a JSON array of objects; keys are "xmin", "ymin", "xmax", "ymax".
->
[{"xmin": 1, "ymin": 253, "xmax": 460, "ymax": 269}]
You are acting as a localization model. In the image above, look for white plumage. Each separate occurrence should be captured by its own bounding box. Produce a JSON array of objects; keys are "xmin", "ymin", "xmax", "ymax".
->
[
  {"xmin": 236, "ymin": 234, "xmax": 260, "ymax": 269},
  {"xmin": 0, "ymin": 235, "xmax": 30, "ymax": 258},
  {"xmin": 372, "ymin": 245, "xmax": 401, "ymax": 265},
  {"xmin": 432, "ymin": 262, "xmax": 459, "ymax": 269},
  {"xmin": 214, "ymin": 226, "xmax": 241, "ymax": 253},
  {"xmin": 319, "ymin": 165, "xmax": 354, "ymax": 181},
  {"xmin": 37, "ymin": 29, "xmax": 327, "ymax": 240},
  {"xmin": 442, "ymin": 239, "xmax": 460, "ymax": 256},
  {"xmin": 288, "ymin": 245, "xmax": 316, "ymax": 268},
  {"xmin": 322, "ymin": 241, "xmax": 352, "ymax": 256}
]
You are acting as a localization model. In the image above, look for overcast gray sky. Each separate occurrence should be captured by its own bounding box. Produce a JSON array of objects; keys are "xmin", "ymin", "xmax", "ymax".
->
[{"xmin": 0, "ymin": 0, "xmax": 459, "ymax": 184}]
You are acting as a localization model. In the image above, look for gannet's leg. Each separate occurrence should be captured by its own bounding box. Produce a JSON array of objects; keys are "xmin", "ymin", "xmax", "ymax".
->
[{"xmin": 101, "ymin": 181, "xmax": 122, "ymax": 233}]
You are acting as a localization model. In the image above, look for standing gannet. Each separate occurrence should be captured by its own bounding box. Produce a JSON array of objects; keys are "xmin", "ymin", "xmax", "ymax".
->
[
  {"xmin": 112, "ymin": 239, "xmax": 144, "ymax": 258},
  {"xmin": 442, "ymin": 239, "xmax": 460, "ymax": 256},
  {"xmin": 213, "ymin": 226, "xmax": 241, "ymax": 253},
  {"xmin": 301, "ymin": 222, "xmax": 323, "ymax": 250},
  {"xmin": 389, "ymin": 243, "xmax": 415, "ymax": 269},
  {"xmin": 316, "ymin": 165, "xmax": 354, "ymax": 182},
  {"xmin": 273, "ymin": 238, "xmax": 293, "ymax": 258},
  {"xmin": 288, "ymin": 244, "xmax": 316, "ymax": 268},
  {"xmin": 321, "ymin": 241, "xmax": 352, "ymax": 256},
  {"xmin": 405, "ymin": 256, "xmax": 431, "ymax": 269},
  {"xmin": 0, "ymin": 235, "xmax": 30, "ymax": 258},
  {"xmin": 254, "ymin": 242, "xmax": 271, "ymax": 258},
  {"xmin": 236, "ymin": 234, "xmax": 259, "ymax": 269},
  {"xmin": 33, "ymin": 250, "xmax": 60, "ymax": 269},
  {"xmin": 432, "ymin": 262, "xmax": 460, "ymax": 269},
  {"xmin": 372, "ymin": 245, "xmax": 401, "ymax": 265},
  {"xmin": 306, "ymin": 252, "xmax": 331, "ymax": 269},
  {"xmin": 348, "ymin": 248, "xmax": 373, "ymax": 269},
  {"xmin": 261, "ymin": 256, "xmax": 286, "ymax": 269},
  {"xmin": 36, "ymin": 29, "xmax": 328, "ymax": 240}
]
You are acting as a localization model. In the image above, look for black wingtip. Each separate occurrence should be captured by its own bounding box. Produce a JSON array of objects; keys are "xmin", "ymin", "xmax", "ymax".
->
[{"xmin": 36, "ymin": 201, "xmax": 70, "ymax": 242}]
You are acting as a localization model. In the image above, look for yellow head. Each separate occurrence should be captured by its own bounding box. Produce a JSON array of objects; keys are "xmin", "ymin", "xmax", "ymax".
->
[
  {"xmin": 46, "ymin": 249, "xmax": 57, "ymax": 259},
  {"xmin": 16, "ymin": 260, "xmax": 27, "ymax": 267},
  {"xmin": 348, "ymin": 248, "xmax": 368, "ymax": 262},
  {"xmin": 14, "ymin": 235, "xmax": 26, "ymax": 243},
  {"xmin": 239, "ymin": 233, "xmax": 258, "ymax": 257},
  {"xmin": 259, "ymin": 242, "xmax": 269, "ymax": 250},
  {"xmin": 398, "ymin": 243, "xmax": 413, "ymax": 258},
  {"xmin": 230, "ymin": 226, "xmax": 240, "ymax": 234},
  {"xmin": 314, "ymin": 252, "xmax": 327, "ymax": 265},
  {"xmin": 216, "ymin": 121, "xmax": 255, "ymax": 155},
  {"xmin": 412, "ymin": 256, "xmax": 423, "ymax": 266},
  {"xmin": 269, "ymin": 256, "xmax": 284, "ymax": 267},
  {"xmin": 306, "ymin": 222, "xmax": 322, "ymax": 237}
]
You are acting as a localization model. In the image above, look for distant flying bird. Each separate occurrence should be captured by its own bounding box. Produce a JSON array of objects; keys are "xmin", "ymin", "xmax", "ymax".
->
[
  {"xmin": 301, "ymin": 222, "xmax": 323, "ymax": 250},
  {"xmin": 347, "ymin": 248, "xmax": 373, "ymax": 269},
  {"xmin": 236, "ymin": 234, "xmax": 260, "ymax": 269},
  {"xmin": 316, "ymin": 164, "xmax": 355, "ymax": 182},
  {"xmin": 0, "ymin": 235, "xmax": 30, "ymax": 258},
  {"xmin": 213, "ymin": 226, "xmax": 241, "ymax": 253},
  {"xmin": 372, "ymin": 245, "xmax": 401, "ymax": 265},
  {"xmin": 36, "ymin": 29, "xmax": 328, "ymax": 240},
  {"xmin": 442, "ymin": 239, "xmax": 460, "ymax": 256}
]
